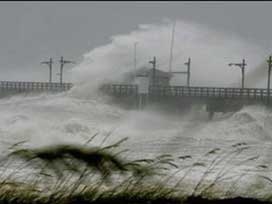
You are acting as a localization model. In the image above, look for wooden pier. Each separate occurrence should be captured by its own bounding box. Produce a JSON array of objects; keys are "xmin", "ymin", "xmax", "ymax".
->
[
  {"xmin": 0, "ymin": 81, "xmax": 271, "ymax": 117},
  {"xmin": 101, "ymin": 84, "xmax": 272, "ymax": 116},
  {"xmin": 0, "ymin": 81, "xmax": 73, "ymax": 98},
  {"xmin": 0, "ymin": 81, "xmax": 73, "ymax": 92},
  {"xmin": 101, "ymin": 84, "xmax": 271, "ymax": 100}
]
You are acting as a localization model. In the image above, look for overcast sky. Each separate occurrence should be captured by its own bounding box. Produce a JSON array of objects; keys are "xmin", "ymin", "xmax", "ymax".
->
[{"xmin": 1, "ymin": 1, "xmax": 272, "ymax": 81}]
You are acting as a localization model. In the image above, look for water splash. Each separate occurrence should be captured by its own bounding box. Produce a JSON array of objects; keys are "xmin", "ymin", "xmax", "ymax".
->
[
  {"xmin": 0, "ymin": 20, "xmax": 272, "ymax": 198},
  {"xmin": 70, "ymin": 19, "xmax": 267, "ymax": 99}
]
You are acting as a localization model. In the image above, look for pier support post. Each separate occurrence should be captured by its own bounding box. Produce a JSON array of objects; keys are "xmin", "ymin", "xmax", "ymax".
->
[
  {"xmin": 206, "ymin": 100, "xmax": 216, "ymax": 120},
  {"xmin": 135, "ymin": 74, "xmax": 149, "ymax": 110},
  {"xmin": 138, "ymin": 94, "xmax": 148, "ymax": 110},
  {"xmin": 208, "ymin": 111, "xmax": 214, "ymax": 120},
  {"xmin": 267, "ymin": 56, "xmax": 272, "ymax": 105}
]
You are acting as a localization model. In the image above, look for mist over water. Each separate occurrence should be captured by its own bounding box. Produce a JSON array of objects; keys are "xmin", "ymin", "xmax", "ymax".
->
[
  {"xmin": 70, "ymin": 19, "xmax": 268, "ymax": 96},
  {"xmin": 1, "ymin": 20, "xmax": 272, "ymax": 197}
]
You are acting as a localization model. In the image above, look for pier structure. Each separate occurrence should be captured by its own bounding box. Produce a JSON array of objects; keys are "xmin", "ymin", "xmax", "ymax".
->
[
  {"xmin": 0, "ymin": 81, "xmax": 72, "ymax": 91},
  {"xmin": 100, "ymin": 83, "xmax": 272, "ymax": 117},
  {"xmin": 0, "ymin": 81, "xmax": 72, "ymax": 98},
  {"xmin": 99, "ymin": 55, "xmax": 272, "ymax": 117},
  {"xmin": 1, "ymin": 55, "xmax": 272, "ymax": 118},
  {"xmin": 0, "ymin": 80, "xmax": 271, "ymax": 118}
]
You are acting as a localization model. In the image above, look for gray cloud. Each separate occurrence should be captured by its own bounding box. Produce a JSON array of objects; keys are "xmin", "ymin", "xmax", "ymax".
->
[{"xmin": 0, "ymin": 2, "xmax": 271, "ymax": 82}]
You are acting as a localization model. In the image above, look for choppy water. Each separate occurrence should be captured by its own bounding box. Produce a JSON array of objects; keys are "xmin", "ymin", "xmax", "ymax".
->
[
  {"xmin": 0, "ymin": 92, "xmax": 272, "ymax": 198},
  {"xmin": 1, "ymin": 19, "xmax": 272, "ymax": 198}
]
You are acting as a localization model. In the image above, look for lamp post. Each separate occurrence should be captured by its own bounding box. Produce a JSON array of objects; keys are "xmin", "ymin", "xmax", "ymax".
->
[
  {"xmin": 229, "ymin": 58, "xmax": 247, "ymax": 88},
  {"xmin": 149, "ymin": 56, "xmax": 156, "ymax": 86},
  {"xmin": 184, "ymin": 57, "xmax": 191, "ymax": 87},
  {"xmin": 267, "ymin": 56, "xmax": 272, "ymax": 105},
  {"xmin": 171, "ymin": 57, "xmax": 191, "ymax": 87},
  {"xmin": 59, "ymin": 56, "xmax": 75, "ymax": 84},
  {"xmin": 169, "ymin": 21, "xmax": 176, "ymax": 74},
  {"xmin": 41, "ymin": 58, "xmax": 53, "ymax": 83},
  {"xmin": 134, "ymin": 42, "xmax": 138, "ymax": 71},
  {"xmin": 134, "ymin": 42, "xmax": 138, "ymax": 79}
]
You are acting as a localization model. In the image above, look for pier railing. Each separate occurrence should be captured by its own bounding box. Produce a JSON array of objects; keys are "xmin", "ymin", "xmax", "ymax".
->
[
  {"xmin": 149, "ymin": 86, "xmax": 272, "ymax": 100},
  {"xmin": 2, "ymin": 81, "xmax": 271, "ymax": 100},
  {"xmin": 0, "ymin": 81, "xmax": 73, "ymax": 92},
  {"xmin": 100, "ymin": 84, "xmax": 138, "ymax": 96},
  {"xmin": 102, "ymin": 84, "xmax": 272, "ymax": 100}
]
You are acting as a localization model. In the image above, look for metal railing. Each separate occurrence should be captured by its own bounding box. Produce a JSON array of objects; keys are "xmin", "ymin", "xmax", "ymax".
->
[
  {"xmin": 100, "ymin": 84, "xmax": 138, "ymax": 96},
  {"xmin": 149, "ymin": 86, "xmax": 271, "ymax": 100},
  {"xmin": 0, "ymin": 81, "xmax": 73, "ymax": 92},
  {"xmin": 102, "ymin": 84, "xmax": 272, "ymax": 101}
]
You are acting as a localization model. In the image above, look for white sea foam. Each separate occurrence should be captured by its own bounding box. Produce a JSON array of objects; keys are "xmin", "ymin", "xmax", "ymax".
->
[{"xmin": 0, "ymin": 19, "xmax": 272, "ymax": 197}]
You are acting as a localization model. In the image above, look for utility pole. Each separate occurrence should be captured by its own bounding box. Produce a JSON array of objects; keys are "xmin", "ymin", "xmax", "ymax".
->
[
  {"xmin": 41, "ymin": 58, "xmax": 53, "ymax": 83},
  {"xmin": 267, "ymin": 56, "xmax": 272, "ymax": 105},
  {"xmin": 184, "ymin": 57, "xmax": 191, "ymax": 86},
  {"xmin": 59, "ymin": 56, "xmax": 75, "ymax": 84},
  {"xmin": 169, "ymin": 21, "xmax": 176, "ymax": 74},
  {"xmin": 149, "ymin": 56, "xmax": 156, "ymax": 86},
  {"xmin": 171, "ymin": 57, "xmax": 191, "ymax": 87},
  {"xmin": 228, "ymin": 58, "xmax": 247, "ymax": 88},
  {"xmin": 134, "ymin": 42, "xmax": 138, "ymax": 71},
  {"xmin": 134, "ymin": 42, "xmax": 138, "ymax": 79}
]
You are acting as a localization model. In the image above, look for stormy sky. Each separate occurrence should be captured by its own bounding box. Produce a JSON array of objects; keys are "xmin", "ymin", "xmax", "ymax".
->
[{"xmin": 0, "ymin": 1, "xmax": 272, "ymax": 82}]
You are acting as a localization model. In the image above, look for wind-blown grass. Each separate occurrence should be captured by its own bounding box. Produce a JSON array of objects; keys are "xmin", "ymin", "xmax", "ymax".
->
[
  {"xmin": 0, "ymin": 136, "xmax": 272, "ymax": 204},
  {"xmin": 7, "ymin": 144, "xmax": 128, "ymax": 179}
]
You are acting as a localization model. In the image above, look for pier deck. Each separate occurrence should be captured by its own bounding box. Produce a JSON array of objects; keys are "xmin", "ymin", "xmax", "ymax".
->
[
  {"xmin": 0, "ymin": 81, "xmax": 73, "ymax": 92},
  {"xmin": 101, "ymin": 84, "xmax": 272, "ymax": 101},
  {"xmin": 101, "ymin": 84, "xmax": 272, "ymax": 115}
]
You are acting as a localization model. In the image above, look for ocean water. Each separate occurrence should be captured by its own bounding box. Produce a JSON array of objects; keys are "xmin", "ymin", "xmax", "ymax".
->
[{"xmin": 1, "ymin": 19, "xmax": 272, "ymax": 198}]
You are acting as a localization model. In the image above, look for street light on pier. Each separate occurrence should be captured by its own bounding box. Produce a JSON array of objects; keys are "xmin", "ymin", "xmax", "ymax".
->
[
  {"xmin": 134, "ymin": 42, "xmax": 138, "ymax": 71},
  {"xmin": 184, "ymin": 57, "xmax": 191, "ymax": 87},
  {"xmin": 267, "ymin": 56, "xmax": 272, "ymax": 105},
  {"xmin": 41, "ymin": 58, "xmax": 53, "ymax": 83},
  {"xmin": 59, "ymin": 56, "xmax": 75, "ymax": 84},
  {"xmin": 228, "ymin": 59, "xmax": 247, "ymax": 88},
  {"xmin": 149, "ymin": 56, "xmax": 156, "ymax": 86},
  {"xmin": 171, "ymin": 57, "xmax": 191, "ymax": 87},
  {"xmin": 133, "ymin": 42, "xmax": 138, "ymax": 79}
]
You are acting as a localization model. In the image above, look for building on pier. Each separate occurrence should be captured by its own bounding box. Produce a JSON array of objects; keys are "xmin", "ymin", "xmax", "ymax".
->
[{"xmin": 124, "ymin": 66, "xmax": 172, "ymax": 86}]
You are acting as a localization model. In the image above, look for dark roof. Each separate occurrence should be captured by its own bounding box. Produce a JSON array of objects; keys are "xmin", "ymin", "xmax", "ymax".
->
[
  {"xmin": 121, "ymin": 66, "xmax": 172, "ymax": 83},
  {"xmin": 134, "ymin": 67, "xmax": 172, "ymax": 78}
]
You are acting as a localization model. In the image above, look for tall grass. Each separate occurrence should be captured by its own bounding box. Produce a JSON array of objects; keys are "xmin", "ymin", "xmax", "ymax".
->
[{"xmin": 0, "ymin": 135, "xmax": 271, "ymax": 204}]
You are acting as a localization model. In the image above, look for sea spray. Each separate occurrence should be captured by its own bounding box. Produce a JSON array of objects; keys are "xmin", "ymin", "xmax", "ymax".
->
[
  {"xmin": 0, "ymin": 20, "xmax": 271, "ymax": 197},
  {"xmin": 70, "ymin": 19, "xmax": 267, "ymax": 98},
  {"xmin": 0, "ymin": 19, "xmax": 268, "ymax": 165}
]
